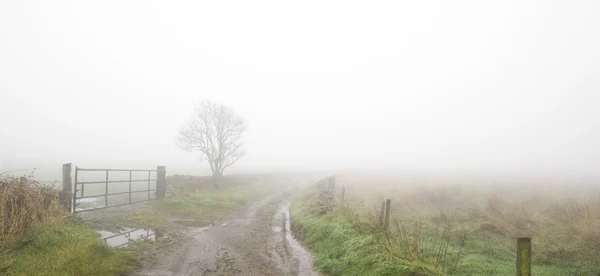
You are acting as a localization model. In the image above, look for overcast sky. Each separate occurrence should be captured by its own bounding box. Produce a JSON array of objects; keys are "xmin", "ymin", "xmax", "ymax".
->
[{"xmin": 1, "ymin": 0, "xmax": 599, "ymax": 179}]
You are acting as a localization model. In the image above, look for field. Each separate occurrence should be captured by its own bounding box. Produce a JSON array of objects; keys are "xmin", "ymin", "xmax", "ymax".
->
[
  {"xmin": 0, "ymin": 173, "xmax": 286, "ymax": 276},
  {"xmin": 291, "ymin": 173, "xmax": 600, "ymax": 276}
]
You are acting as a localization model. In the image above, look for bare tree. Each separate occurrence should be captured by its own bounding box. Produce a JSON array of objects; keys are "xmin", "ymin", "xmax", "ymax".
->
[{"xmin": 177, "ymin": 100, "xmax": 246, "ymax": 187}]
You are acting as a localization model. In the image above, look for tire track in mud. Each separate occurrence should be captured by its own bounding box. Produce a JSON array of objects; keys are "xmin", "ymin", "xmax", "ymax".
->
[
  {"xmin": 136, "ymin": 194, "xmax": 318, "ymax": 276},
  {"xmin": 269, "ymin": 202, "xmax": 316, "ymax": 276}
]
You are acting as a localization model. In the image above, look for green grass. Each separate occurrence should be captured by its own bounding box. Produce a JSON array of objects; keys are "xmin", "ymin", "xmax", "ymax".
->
[
  {"xmin": 99, "ymin": 210, "xmax": 172, "ymax": 231},
  {"xmin": 0, "ymin": 218, "xmax": 140, "ymax": 276},
  {"xmin": 449, "ymin": 231, "xmax": 584, "ymax": 275},
  {"xmin": 124, "ymin": 211, "xmax": 171, "ymax": 228},
  {"xmin": 290, "ymin": 201, "xmax": 445, "ymax": 276},
  {"xmin": 291, "ymin": 194, "xmax": 600, "ymax": 276},
  {"xmin": 152, "ymin": 183, "xmax": 277, "ymax": 219}
]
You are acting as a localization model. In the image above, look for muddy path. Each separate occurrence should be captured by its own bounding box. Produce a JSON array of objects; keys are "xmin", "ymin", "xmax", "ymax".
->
[{"xmin": 135, "ymin": 193, "xmax": 319, "ymax": 276}]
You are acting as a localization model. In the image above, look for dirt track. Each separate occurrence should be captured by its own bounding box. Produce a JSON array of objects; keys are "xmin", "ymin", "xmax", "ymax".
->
[{"xmin": 135, "ymin": 194, "xmax": 319, "ymax": 276}]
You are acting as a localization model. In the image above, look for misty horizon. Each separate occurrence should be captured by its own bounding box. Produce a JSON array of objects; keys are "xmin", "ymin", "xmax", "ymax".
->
[{"xmin": 1, "ymin": 0, "xmax": 599, "ymax": 181}]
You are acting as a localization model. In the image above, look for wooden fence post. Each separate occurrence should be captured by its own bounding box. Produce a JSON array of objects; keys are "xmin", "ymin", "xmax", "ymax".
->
[
  {"xmin": 379, "ymin": 201, "xmax": 386, "ymax": 227},
  {"xmin": 383, "ymin": 199, "xmax": 391, "ymax": 229},
  {"xmin": 60, "ymin": 163, "xmax": 72, "ymax": 213},
  {"xmin": 155, "ymin": 228, "xmax": 164, "ymax": 240},
  {"xmin": 341, "ymin": 186, "xmax": 345, "ymax": 205},
  {"xmin": 331, "ymin": 176, "xmax": 336, "ymax": 190},
  {"xmin": 156, "ymin": 166, "xmax": 166, "ymax": 199},
  {"xmin": 327, "ymin": 176, "xmax": 335, "ymax": 192},
  {"xmin": 517, "ymin": 237, "xmax": 532, "ymax": 276}
]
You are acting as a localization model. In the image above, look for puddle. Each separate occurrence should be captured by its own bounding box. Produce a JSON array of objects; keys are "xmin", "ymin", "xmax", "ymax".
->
[
  {"xmin": 97, "ymin": 228, "xmax": 155, "ymax": 248},
  {"xmin": 79, "ymin": 198, "xmax": 98, "ymax": 204},
  {"xmin": 189, "ymin": 226, "xmax": 212, "ymax": 234},
  {"xmin": 76, "ymin": 198, "xmax": 103, "ymax": 212}
]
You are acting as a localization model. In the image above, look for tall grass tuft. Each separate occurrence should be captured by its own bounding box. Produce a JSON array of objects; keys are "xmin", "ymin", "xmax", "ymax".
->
[
  {"xmin": 0, "ymin": 175, "xmax": 64, "ymax": 245},
  {"xmin": 296, "ymin": 188, "xmax": 462, "ymax": 276}
]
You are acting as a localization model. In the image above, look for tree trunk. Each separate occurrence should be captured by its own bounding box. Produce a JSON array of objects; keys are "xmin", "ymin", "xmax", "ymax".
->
[{"xmin": 212, "ymin": 172, "xmax": 222, "ymax": 190}]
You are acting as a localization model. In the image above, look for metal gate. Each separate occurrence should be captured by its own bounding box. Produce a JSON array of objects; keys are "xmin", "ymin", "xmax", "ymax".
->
[{"xmin": 72, "ymin": 166, "xmax": 166, "ymax": 213}]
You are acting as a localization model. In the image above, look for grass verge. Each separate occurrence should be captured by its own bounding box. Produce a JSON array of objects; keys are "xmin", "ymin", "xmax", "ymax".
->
[
  {"xmin": 291, "ymin": 183, "xmax": 600, "ymax": 276},
  {"xmin": 0, "ymin": 175, "xmax": 139, "ymax": 276},
  {"xmin": 0, "ymin": 217, "xmax": 139, "ymax": 276},
  {"xmin": 291, "ymin": 200, "xmax": 446, "ymax": 276}
]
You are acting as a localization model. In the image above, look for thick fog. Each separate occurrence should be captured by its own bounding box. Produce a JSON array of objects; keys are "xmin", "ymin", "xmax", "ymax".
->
[{"xmin": 1, "ymin": 0, "xmax": 599, "ymax": 180}]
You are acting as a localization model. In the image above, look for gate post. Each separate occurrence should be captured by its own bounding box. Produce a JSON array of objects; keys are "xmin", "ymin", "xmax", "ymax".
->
[
  {"xmin": 156, "ymin": 166, "xmax": 166, "ymax": 199},
  {"xmin": 60, "ymin": 163, "xmax": 72, "ymax": 213}
]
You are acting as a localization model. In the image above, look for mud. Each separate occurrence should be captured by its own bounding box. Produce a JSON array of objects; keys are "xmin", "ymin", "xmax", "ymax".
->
[{"xmin": 135, "ymin": 195, "xmax": 318, "ymax": 276}]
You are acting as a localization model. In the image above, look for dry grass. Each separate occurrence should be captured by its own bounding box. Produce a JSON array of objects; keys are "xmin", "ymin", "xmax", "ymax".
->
[
  {"xmin": 548, "ymin": 195, "xmax": 600, "ymax": 243},
  {"xmin": 292, "ymin": 186, "xmax": 458, "ymax": 275},
  {"xmin": 297, "ymin": 173, "xmax": 600, "ymax": 274},
  {"xmin": 0, "ymin": 174, "xmax": 144, "ymax": 275},
  {"xmin": 0, "ymin": 175, "xmax": 64, "ymax": 245}
]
